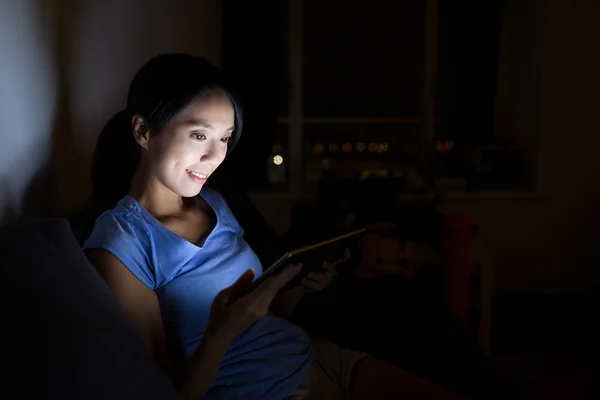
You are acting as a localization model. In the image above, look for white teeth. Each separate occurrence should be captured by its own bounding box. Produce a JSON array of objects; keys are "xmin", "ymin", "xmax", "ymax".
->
[{"xmin": 187, "ymin": 169, "xmax": 207, "ymax": 179}]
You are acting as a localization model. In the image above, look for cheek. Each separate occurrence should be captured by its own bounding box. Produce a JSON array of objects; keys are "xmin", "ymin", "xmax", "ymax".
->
[
  {"xmin": 147, "ymin": 138, "xmax": 190, "ymax": 173},
  {"xmin": 146, "ymin": 141, "xmax": 167, "ymax": 168},
  {"xmin": 215, "ymin": 145, "xmax": 228, "ymax": 165}
]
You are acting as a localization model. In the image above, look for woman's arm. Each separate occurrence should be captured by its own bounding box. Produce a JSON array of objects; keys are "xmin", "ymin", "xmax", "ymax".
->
[
  {"xmin": 87, "ymin": 249, "xmax": 300, "ymax": 399},
  {"xmin": 87, "ymin": 250, "xmax": 180, "ymax": 376},
  {"xmin": 88, "ymin": 249, "xmax": 227, "ymax": 398}
]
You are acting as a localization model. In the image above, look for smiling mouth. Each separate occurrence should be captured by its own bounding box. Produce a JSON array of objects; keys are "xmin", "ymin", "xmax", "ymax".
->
[{"xmin": 186, "ymin": 169, "xmax": 208, "ymax": 179}]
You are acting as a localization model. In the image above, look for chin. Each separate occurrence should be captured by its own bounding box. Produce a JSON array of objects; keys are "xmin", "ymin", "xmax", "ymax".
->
[
  {"xmin": 165, "ymin": 180, "xmax": 203, "ymax": 198},
  {"xmin": 178, "ymin": 184, "xmax": 204, "ymax": 198}
]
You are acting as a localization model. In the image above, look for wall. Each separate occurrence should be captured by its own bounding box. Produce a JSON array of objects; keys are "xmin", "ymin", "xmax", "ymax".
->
[
  {"xmin": 0, "ymin": 0, "xmax": 57, "ymax": 220},
  {"xmin": 252, "ymin": 0, "xmax": 600, "ymax": 296},
  {"xmin": 2, "ymin": 0, "xmax": 598, "ymax": 295},
  {"xmin": 0, "ymin": 0, "xmax": 221, "ymax": 221},
  {"xmin": 439, "ymin": 0, "xmax": 600, "ymax": 295}
]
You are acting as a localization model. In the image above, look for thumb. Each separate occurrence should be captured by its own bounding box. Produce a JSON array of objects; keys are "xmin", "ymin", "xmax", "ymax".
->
[{"xmin": 228, "ymin": 269, "xmax": 256, "ymax": 299}]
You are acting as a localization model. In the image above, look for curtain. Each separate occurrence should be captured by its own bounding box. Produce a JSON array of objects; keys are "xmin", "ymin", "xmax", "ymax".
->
[
  {"xmin": 220, "ymin": 0, "xmax": 284, "ymax": 190},
  {"xmin": 436, "ymin": 0, "xmax": 504, "ymax": 145}
]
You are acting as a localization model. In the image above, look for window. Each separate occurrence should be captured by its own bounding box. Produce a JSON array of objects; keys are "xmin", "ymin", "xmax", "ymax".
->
[
  {"xmin": 270, "ymin": 0, "xmax": 435, "ymax": 197},
  {"xmin": 228, "ymin": 0, "xmax": 534, "ymax": 197}
]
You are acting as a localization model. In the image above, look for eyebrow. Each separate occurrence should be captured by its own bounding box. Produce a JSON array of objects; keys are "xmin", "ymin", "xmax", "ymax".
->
[{"xmin": 181, "ymin": 118, "xmax": 234, "ymax": 132}]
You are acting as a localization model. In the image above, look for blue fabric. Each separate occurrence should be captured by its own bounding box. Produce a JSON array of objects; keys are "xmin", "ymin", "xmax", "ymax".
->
[{"xmin": 83, "ymin": 188, "xmax": 314, "ymax": 399}]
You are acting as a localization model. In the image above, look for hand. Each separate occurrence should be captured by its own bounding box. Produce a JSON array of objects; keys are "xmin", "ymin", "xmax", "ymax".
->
[
  {"xmin": 301, "ymin": 248, "xmax": 351, "ymax": 293},
  {"xmin": 206, "ymin": 264, "xmax": 302, "ymax": 341}
]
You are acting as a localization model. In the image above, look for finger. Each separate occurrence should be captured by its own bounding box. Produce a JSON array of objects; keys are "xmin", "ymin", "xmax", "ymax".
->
[
  {"xmin": 211, "ymin": 289, "xmax": 230, "ymax": 309},
  {"xmin": 333, "ymin": 248, "xmax": 351, "ymax": 264},
  {"xmin": 322, "ymin": 262, "xmax": 337, "ymax": 276},
  {"xmin": 227, "ymin": 269, "xmax": 256, "ymax": 299},
  {"xmin": 269, "ymin": 263, "xmax": 303, "ymax": 287},
  {"xmin": 301, "ymin": 277, "xmax": 325, "ymax": 291},
  {"xmin": 248, "ymin": 264, "xmax": 302, "ymax": 305},
  {"xmin": 307, "ymin": 271, "xmax": 332, "ymax": 286}
]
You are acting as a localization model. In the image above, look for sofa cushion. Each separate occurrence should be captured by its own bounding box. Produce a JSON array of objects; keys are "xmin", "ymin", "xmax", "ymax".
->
[{"xmin": 0, "ymin": 219, "xmax": 178, "ymax": 400}]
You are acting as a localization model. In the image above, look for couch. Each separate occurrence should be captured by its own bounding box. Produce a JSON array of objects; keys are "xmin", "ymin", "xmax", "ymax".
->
[
  {"xmin": 1, "ymin": 219, "xmax": 179, "ymax": 399},
  {"xmin": 5, "ymin": 214, "xmax": 498, "ymax": 398}
]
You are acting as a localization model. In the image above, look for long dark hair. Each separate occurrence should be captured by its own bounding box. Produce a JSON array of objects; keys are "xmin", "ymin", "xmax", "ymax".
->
[{"xmin": 91, "ymin": 54, "xmax": 243, "ymax": 202}]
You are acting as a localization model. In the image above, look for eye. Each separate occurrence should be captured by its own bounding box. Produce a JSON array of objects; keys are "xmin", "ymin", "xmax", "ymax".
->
[
  {"xmin": 221, "ymin": 136, "xmax": 231, "ymax": 143},
  {"xmin": 191, "ymin": 134, "xmax": 206, "ymax": 141}
]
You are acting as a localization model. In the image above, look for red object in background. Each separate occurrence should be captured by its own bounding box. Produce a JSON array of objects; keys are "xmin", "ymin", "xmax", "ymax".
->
[{"xmin": 443, "ymin": 214, "xmax": 473, "ymax": 326}]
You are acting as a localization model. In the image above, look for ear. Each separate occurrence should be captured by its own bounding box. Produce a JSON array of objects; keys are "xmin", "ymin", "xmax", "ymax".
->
[{"xmin": 132, "ymin": 114, "xmax": 151, "ymax": 149}]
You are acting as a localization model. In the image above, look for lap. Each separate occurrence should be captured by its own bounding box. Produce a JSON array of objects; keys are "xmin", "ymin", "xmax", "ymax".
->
[
  {"xmin": 289, "ymin": 340, "xmax": 464, "ymax": 400},
  {"xmin": 288, "ymin": 339, "xmax": 367, "ymax": 400}
]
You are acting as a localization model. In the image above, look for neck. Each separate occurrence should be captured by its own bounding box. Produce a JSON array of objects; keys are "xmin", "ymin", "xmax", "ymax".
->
[{"xmin": 129, "ymin": 160, "xmax": 186, "ymax": 218}]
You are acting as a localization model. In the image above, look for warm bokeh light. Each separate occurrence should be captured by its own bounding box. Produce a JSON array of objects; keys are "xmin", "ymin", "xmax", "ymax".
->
[
  {"xmin": 378, "ymin": 142, "xmax": 389, "ymax": 153},
  {"xmin": 436, "ymin": 140, "xmax": 454, "ymax": 152},
  {"xmin": 273, "ymin": 155, "xmax": 284, "ymax": 165}
]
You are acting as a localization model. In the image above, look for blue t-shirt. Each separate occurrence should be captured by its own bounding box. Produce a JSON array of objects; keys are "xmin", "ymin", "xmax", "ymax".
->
[{"xmin": 83, "ymin": 188, "xmax": 314, "ymax": 399}]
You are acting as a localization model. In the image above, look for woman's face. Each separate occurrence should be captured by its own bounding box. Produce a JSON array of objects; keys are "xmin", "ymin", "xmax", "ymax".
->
[{"xmin": 144, "ymin": 89, "xmax": 234, "ymax": 198}]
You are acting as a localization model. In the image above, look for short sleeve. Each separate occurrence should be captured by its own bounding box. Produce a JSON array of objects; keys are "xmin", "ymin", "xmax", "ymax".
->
[{"xmin": 83, "ymin": 213, "xmax": 158, "ymax": 290}]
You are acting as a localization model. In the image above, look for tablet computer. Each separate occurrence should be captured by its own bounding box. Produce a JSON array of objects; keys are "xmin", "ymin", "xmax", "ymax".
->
[{"xmin": 252, "ymin": 228, "xmax": 367, "ymax": 291}]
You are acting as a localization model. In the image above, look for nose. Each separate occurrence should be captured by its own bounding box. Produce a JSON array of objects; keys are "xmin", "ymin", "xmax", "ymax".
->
[{"xmin": 199, "ymin": 139, "xmax": 218, "ymax": 164}]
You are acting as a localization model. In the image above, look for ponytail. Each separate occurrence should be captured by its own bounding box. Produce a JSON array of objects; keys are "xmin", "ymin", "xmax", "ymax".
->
[{"xmin": 91, "ymin": 110, "xmax": 140, "ymax": 202}]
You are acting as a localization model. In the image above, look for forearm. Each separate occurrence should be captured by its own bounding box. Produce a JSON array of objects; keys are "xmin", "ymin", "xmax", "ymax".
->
[
  {"xmin": 177, "ymin": 332, "xmax": 232, "ymax": 400},
  {"xmin": 270, "ymin": 286, "xmax": 306, "ymax": 319}
]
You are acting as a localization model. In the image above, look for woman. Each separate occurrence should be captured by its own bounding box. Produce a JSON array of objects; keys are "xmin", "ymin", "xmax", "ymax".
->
[{"xmin": 84, "ymin": 54, "xmax": 463, "ymax": 399}]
